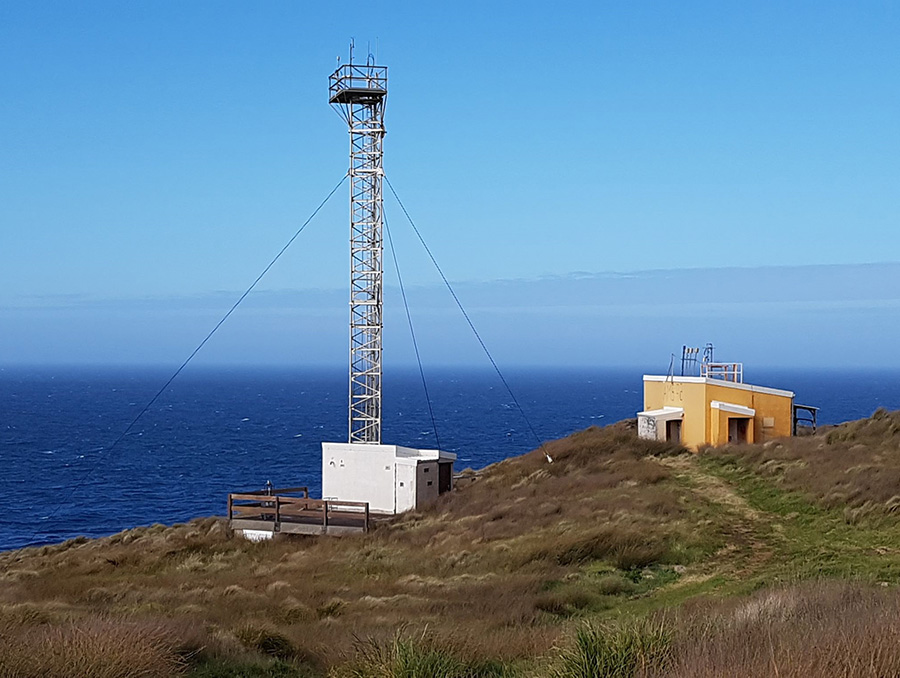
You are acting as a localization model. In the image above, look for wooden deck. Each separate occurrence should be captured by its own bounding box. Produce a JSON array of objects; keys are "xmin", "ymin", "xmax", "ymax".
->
[{"xmin": 228, "ymin": 487, "xmax": 370, "ymax": 536}]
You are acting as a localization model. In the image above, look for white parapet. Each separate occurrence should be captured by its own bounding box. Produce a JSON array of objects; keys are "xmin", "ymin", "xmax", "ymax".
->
[{"xmin": 322, "ymin": 442, "xmax": 456, "ymax": 514}]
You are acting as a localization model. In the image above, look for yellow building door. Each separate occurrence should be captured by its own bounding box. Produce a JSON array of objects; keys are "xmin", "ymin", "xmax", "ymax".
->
[
  {"xmin": 665, "ymin": 419, "xmax": 682, "ymax": 443},
  {"xmin": 728, "ymin": 417, "xmax": 749, "ymax": 443}
]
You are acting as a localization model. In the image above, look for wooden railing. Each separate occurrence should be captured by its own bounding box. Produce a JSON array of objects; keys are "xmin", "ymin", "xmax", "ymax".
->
[{"xmin": 227, "ymin": 488, "xmax": 369, "ymax": 534}]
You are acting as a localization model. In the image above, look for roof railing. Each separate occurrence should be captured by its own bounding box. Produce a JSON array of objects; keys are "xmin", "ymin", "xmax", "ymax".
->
[{"xmin": 701, "ymin": 362, "xmax": 743, "ymax": 383}]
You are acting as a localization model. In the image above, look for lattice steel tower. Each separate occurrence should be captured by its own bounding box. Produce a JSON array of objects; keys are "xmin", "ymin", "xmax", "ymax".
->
[{"xmin": 329, "ymin": 54, "xmax": 387, "ymax": 444}]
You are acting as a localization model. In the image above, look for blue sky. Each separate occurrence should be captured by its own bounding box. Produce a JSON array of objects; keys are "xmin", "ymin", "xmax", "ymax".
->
[{"xmin": 1, "ymin": 2, "xmax": 899, "ymax": 367}]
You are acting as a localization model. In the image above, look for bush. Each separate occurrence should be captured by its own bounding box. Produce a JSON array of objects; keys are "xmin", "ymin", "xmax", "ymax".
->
[
  {"xmin": 0, "ymin": 618, "xmax": 185, "ymax": 678},
  {"xmin": 594, "ymin": 575, "xmax": 637, "ymax": 596},
  {"xmin": 552, "ymin": 621, "xmax": 671, "ymax": 678},
  {"xmin": 234, "ymin": 624, "xmax": 296, "ymax": 660},
  {"xmin": 534, "ymin": 588, "xmax": 597, "ymax": 616},
  {"xmin": 188, "ymin": 658, "xmax": 317, "ymax": 677},
  {"xmin": 552, "ymin": 529, "xmax": 670, "ymax": 570},
  {"xmin": 336, "ymin": 632, "xmax": 516, "ymax": 678},
  {"xmin": 654, "ymin": 581, "xmax": 900, "ymax": 677}
]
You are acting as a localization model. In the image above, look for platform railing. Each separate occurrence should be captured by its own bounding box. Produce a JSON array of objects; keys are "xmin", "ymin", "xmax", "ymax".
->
[
  {"xmin": 701, "ymin": 362, "xmax": 743, "ymax": 383},
  {"xmin": 227, "ymin": 490, "xmax": 369, "ymax": 534},
  {"xmin": 329, "ymin": 63, "xmax": 387, "ymax": 99}
]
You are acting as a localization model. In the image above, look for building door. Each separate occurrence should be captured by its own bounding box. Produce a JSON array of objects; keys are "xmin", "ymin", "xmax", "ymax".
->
[
  {"xmin": 438, "ymin": 462, "xmax": 452, "ymax": 494},
  {"xmin": 728, "ymin": 417, "xmax": 749, "ymax": 443},
  {"xmin": 665, "ymin": 419, "xmax": 682, "ymax": 443}
]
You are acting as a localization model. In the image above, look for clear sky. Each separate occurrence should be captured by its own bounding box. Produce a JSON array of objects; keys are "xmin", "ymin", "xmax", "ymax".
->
[{"xmin": 2, "ymin": 2, "xmax": 899, "ymax": 368}]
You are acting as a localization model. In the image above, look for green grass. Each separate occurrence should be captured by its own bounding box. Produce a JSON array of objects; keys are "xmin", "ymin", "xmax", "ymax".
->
[{"xmin": 700, "ymin": 454, "xmax": 900, "ymax": 584}]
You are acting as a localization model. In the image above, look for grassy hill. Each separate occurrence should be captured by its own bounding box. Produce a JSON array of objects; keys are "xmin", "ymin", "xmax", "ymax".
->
[{"xmin": 3, "ymin": 413, "xmax": 900, "ymax": 677}]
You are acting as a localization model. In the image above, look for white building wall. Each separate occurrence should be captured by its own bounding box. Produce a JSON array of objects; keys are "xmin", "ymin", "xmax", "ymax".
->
[
  {"xmin": 395, "ymin": 460, "xmax": 418, "ymax": 513},
  {"xmin": 322, "ymin": 443, "xmax": 397, "ymax": 513},
  {"xmin": 322, "ymin": 443, "xmax": 458, "ymax": 515},
  {"xmin": 637, "ymin": 415, "xmax": 661, "ymax": 441}
]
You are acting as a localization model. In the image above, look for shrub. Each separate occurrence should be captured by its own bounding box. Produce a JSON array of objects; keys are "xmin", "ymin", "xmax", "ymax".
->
[
  {"xmin": 534, "ymin": 588, "xmax": 597, "ymax": 616},
  {"xmin": 234, "ymin": 624, "xmax": 295, "ymax": 660},
  {"xmin": 316, "ymin": 598, "xmax": 345, "ymax": 619},
  {"xmin": 552, "ymin": 621, "xmax": 671, "ymax": 678},
  {"xmin": 0, "ymin": 618, "xmax": 185, "ymax": 678},
  {"xmin": 336, "ymin": 632, "xmax": 516, "ymax": 678},
  {"xmin": 552, "ymin": 529, "xmax": 669, "ymax": 570},
  {"xmin": 654, "ymin": 581, "xmax": 900, "ymax": 678},
  {"xmin": 594, "ymin": 575, "xmax": 636, "ymax": 597},
  {"xmin": 188, "ymin": 658, "xmax": 317, "ymax": 677}
]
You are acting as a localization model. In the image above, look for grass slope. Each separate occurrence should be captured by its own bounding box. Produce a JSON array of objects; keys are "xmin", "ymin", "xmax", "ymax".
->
[{"xmin": 3, "ymin": 414, "xmax": 900, "ymax": 676}]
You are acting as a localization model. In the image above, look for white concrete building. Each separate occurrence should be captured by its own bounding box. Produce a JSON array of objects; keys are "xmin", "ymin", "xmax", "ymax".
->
[{"xmin": 322, "ymin": 443, "xmax": 456, "ymax": 514}]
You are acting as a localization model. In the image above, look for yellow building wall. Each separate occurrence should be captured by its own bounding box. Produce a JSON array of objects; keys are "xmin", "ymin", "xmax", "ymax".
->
[
  {"xmin": 643, "ymin": 380, "xmax": 708, "ymax": 449},
  {"xmin": 643, "ymin": 378, "xmax": 793, "ymax": 450},
  {"xmin": 705, "ymin": 382, "xmax": 792, "ymax": 444},
  {"xmin": 706, "ymin": 382, "xmax": 753, "ymax": 446},
  {"xmin": 750, "ymin": 389, "xmax": 793, "ymax": 442},
  {"xmin": 709, "ymin": 407, "xmax": 755, "ymax": 446}
]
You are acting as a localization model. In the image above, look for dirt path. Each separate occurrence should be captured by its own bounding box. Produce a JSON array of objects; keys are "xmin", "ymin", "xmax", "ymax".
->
[
  {"xmin": 659, "ymin": 454, "xmax": 776, "ymax": 575},
  {"xmin": 660, "ymin": 455, "xmax": 764, "ymax": 521}
]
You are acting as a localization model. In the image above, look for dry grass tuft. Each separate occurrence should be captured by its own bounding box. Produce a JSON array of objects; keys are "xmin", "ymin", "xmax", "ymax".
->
[
  {"xmin": 0, "ymin": 617, "xmax": 188, "ymax": 678},
  {"xmin": 707, "ymin": 408, "xmax": 900, "ymax": 517},
  {"xmin": 233, "ymin": 623, "xmax": 296, "ymax": 660},
  {"xmin": 331, "ymin": 631, "xmax": 516, "ymax": 678},
  {"xmin": 652, "ymin": 580, "xmax": 900, "ymax": 678},
  {"xmin": 552, "ymin": 618, "xmax": 672, "ymax": 678}
]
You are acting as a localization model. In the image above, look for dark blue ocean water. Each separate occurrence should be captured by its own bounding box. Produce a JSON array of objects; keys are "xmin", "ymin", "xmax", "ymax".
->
[{"xmin": 2, "ymin": 365, "xmax": 900, "ymax": 552}]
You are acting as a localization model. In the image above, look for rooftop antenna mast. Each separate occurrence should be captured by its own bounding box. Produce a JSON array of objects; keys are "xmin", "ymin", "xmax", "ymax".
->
[{"xmin": 328, "ymin": 42, "xmax": 388, "ymax": 444}]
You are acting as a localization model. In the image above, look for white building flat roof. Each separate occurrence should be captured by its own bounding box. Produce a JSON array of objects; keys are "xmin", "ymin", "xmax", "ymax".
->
[
  {"xmin": 637, "ymin": 406, "xmax": 684, "ymax": 419},
  {"xmin": 710, "ymin": 400, "xmax": 756, "ymax": 416},
  {"xmin": 643, "ymin": 375, "xmax": 794, "ymax": 399},
  {"xmin": 322, "ymin": 442, "xmax": 456, "ymax": 462},
  {"xmin": 395, "ymin": 447, "xmax": 457, "ymax": 462}
]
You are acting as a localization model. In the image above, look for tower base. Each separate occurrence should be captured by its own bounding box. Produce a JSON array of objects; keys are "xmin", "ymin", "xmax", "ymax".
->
[{"xmin": 322, "ymin": 442, "xmax": 456, "ymax": 514}]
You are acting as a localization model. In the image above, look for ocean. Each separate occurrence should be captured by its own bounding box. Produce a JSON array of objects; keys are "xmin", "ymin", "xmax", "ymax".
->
[{"xmin": 2, "ymin": 365, "xmax": 899, "ymax": 552}]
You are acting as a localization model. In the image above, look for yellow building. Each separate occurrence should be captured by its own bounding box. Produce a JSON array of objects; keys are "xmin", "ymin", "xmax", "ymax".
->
[{"xmin": 637, "ymin": 363, "xmax": 794, "ymax": 449}]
